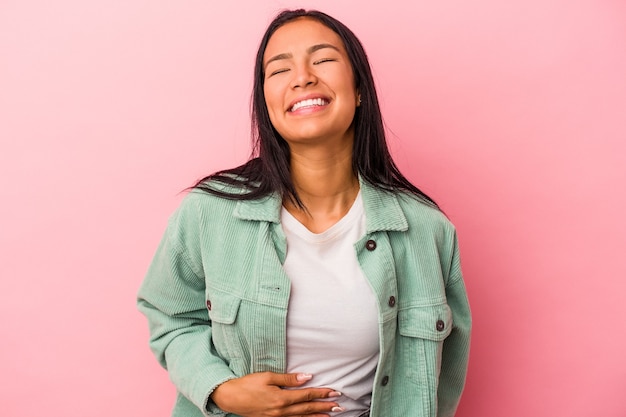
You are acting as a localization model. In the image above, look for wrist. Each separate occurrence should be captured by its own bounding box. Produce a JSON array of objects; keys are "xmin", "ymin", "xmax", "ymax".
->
[{"xmin": 209, "ymin": 378, "xmax": 236, "ymax": 412}]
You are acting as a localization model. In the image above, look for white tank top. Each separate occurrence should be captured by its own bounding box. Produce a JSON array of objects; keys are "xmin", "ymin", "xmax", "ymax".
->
[{"xmin": 280, "ymin": 192, "xmax": 379, "ymax": 417}]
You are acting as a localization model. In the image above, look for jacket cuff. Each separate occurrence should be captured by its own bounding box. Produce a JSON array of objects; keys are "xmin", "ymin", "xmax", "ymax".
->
[
  {"xmin": 183, "ymin": 363, "xmax": 237, "ymax": 417},
  {"xmin": 202, "ymin": 375, "xmax": 239, "ymax": 417}
]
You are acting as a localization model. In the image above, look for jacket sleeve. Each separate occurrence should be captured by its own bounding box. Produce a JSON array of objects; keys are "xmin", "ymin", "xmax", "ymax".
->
[
  {"xmin": 137, "ymin": 200, "xmax": 236, "ymax": 416},
  {"xmin": 437, "ymin": 232, "xmax": 472, "ymax": 417}
]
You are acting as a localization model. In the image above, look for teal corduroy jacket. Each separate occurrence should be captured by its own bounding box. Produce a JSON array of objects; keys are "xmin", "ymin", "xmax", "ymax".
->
[{"xmin": 137, "ymin": 179, "xmax": 471, "ymax": 417}]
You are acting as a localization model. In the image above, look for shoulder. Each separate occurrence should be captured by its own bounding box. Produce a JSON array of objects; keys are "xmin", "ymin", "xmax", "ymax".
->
[
  {"xmin": 395, "ymin": 192, "xmax": 457, "ymax": 244},
  {"xmin": 166, "ymin": 186, "xmax": 241, "ymax": 236},
  {"xmin": 397, "ymin": 192, "xmax": 454, "ymax": 227}
]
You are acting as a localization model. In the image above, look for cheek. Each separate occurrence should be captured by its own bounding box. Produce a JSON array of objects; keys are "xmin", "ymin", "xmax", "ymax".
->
[
  {"xmin": 263, "ymin": 96, "xmax": 285, "ymax": 136},
  {"xmin": 263, "ymin": 89, "xmax": 279, "ymax": 120}
]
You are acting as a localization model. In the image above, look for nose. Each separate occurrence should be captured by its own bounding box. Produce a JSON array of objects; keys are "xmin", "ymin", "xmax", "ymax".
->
[{"xmin": 290, "ymin": 63, "xmax": 317, "ymax": 89}]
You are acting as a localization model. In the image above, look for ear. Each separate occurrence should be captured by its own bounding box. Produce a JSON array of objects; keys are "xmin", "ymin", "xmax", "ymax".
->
[{"xmin": 356, "ymin": 92, "xmax": 362, "ymax": 107}]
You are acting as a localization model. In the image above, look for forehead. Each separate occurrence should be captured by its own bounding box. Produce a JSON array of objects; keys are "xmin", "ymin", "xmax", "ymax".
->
[{"xmin": 263, "ymin": 18, "xmax": 346, "ymax": 60}]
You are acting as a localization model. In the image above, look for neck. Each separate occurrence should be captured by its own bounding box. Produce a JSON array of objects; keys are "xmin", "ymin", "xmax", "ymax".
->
[{"xmin": 284, "ymin": 140, "xmax": 360, "ymax": 233}]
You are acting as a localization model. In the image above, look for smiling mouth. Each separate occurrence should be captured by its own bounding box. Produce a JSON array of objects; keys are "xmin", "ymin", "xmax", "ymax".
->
[{"xmin": 289, "ymin": 98, "xmax": 330, "ymax": 112}]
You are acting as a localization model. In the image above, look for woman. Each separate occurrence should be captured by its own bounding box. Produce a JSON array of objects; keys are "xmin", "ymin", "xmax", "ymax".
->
[{"xmin": 138, "ymin": 9, "xmax": 471, "ymax": 417}]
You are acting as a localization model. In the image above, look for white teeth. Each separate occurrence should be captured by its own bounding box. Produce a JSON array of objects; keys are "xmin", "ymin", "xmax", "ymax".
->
[{"xmin": 290, "ymin": 98, "xmax": 328, "ymax": 112}]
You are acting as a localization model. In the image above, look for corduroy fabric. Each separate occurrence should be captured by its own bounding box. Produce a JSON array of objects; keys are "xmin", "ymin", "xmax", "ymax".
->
[{"xmin": 137, "ymin": 178, "xmax": 471, "ymax": 417}]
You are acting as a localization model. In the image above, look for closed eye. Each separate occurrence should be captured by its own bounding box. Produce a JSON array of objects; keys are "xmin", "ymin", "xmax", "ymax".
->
[
  {"xmin": 268, "ymin": 68, "xmax": 290, "ymax": 77},
  {"xmin": 314, "ymin": 58, "xmax": 336, "ymax": 65}
]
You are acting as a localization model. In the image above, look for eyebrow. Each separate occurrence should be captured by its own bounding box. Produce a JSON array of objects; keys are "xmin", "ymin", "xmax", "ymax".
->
[{"xmin": 264, "ymin": 43, "xmax": 341, "ymax": 71}]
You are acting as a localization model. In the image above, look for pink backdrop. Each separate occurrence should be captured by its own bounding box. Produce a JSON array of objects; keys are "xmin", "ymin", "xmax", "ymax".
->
[{"xmin": 1, "ymin": 0, "xmax": 625, "ymax": 416}]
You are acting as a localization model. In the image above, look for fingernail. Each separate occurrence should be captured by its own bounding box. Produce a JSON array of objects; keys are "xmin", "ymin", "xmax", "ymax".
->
[
  {"xmin": 328, "ymin": 391, "xmax": 342, "ymax": 397},
  {"xmin": 331, "ymin": 406, "xmax": 346, "ymax": 412},
  {"xmin": 296, "ymin": 373, "xmax": 313, "ymax": 382}
]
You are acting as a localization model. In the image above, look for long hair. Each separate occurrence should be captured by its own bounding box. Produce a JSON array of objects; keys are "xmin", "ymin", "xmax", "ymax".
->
[{"xmin": 194, "ymin": 9, "xmax": 438, "ymax": 209}]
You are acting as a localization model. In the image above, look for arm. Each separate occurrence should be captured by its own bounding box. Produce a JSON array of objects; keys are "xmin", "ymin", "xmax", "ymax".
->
[
  {"xmin": 137, "ymin": 205, "xmax": 237, "ymax": 415},
  {"xmin": 437, "ymin": 235, "xmax": 472, "ymax": 417}
]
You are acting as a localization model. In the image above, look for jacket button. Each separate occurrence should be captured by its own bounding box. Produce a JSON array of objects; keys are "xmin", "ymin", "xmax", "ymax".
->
[
  {"xmin": 365, "ymin": 240, "xmax": 377, "ymax": 251},
  {"xmin": 436, "ymin": 320, "xmax": 445, "ymax": 331},
  {"xmin": 381, "ymin": 375, "xmax": 389, "ymax": 386},
  {"xmin": 388, "ymin": 296, "xmax": 396, "ymax": 307},
  {"xmin": 206, "ymin": 300, "xmax": 212, "ymax": 310}
]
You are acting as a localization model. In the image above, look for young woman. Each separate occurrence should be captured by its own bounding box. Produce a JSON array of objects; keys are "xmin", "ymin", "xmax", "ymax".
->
[{"xmin": 138, "ymin": 9, "xmax": 471, "ymax": 417}]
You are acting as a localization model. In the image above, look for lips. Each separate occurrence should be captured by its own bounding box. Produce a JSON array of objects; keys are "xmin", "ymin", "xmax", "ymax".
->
[{"xmin": 287, "ymin": 95, "xmax": 331, "ymax": 112}]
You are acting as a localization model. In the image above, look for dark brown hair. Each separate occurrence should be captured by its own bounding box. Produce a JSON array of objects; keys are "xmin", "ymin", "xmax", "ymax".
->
[{"xmin": 194, "ymin": 9, "xmax": 438, "ymax": 209}]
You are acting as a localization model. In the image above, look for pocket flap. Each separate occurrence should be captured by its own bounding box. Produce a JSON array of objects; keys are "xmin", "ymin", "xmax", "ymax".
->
[
  {"xmin": 207, "ymin": 291, "xmax": 241, "ymax": 324},
  {"xmin": 398, "ymin": 303, "xmax": 453, "ymax": 341}
]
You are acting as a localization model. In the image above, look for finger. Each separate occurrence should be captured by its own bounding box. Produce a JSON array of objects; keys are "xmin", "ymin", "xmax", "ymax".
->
[
  {"xmin": 280, "ymin": 399, "xmax": 345, "ymax": 416},
  {"xmin": 282, "ymin": 387, "xmax": 342, "ymax": 405},
  {"xmin": 269, "ymin": 372, "xmax": 314, "ymax": 387}
]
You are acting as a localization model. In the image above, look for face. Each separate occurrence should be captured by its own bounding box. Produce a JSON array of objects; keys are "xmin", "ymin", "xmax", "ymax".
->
[{"xmin": 262, "ymin": 18, "xmax": 360, "ymax": 148}]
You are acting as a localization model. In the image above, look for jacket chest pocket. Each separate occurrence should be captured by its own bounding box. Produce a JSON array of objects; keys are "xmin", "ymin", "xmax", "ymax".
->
[
  {"xmin": 397, "ymin": 303, "xmax": 453, "ymax": 385},
  {"xmin": 207, "ymin": 289, "xmax": 245, "ymax": 365}
]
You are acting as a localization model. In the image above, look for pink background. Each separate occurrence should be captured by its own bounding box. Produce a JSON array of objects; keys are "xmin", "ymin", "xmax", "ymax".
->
[{"xmin": 1, "ymin": 0, "xmax": 625, "ymax": 416}]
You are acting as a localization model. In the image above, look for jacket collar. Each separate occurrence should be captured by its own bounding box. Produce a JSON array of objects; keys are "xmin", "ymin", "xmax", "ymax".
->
[
  {"xmin": 233, "ymin": 177, "xmax": 409, "ymax": 233},
  {"xmin": 233, "ymin": 192, "xmax": 283, "ymax": 224}
]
